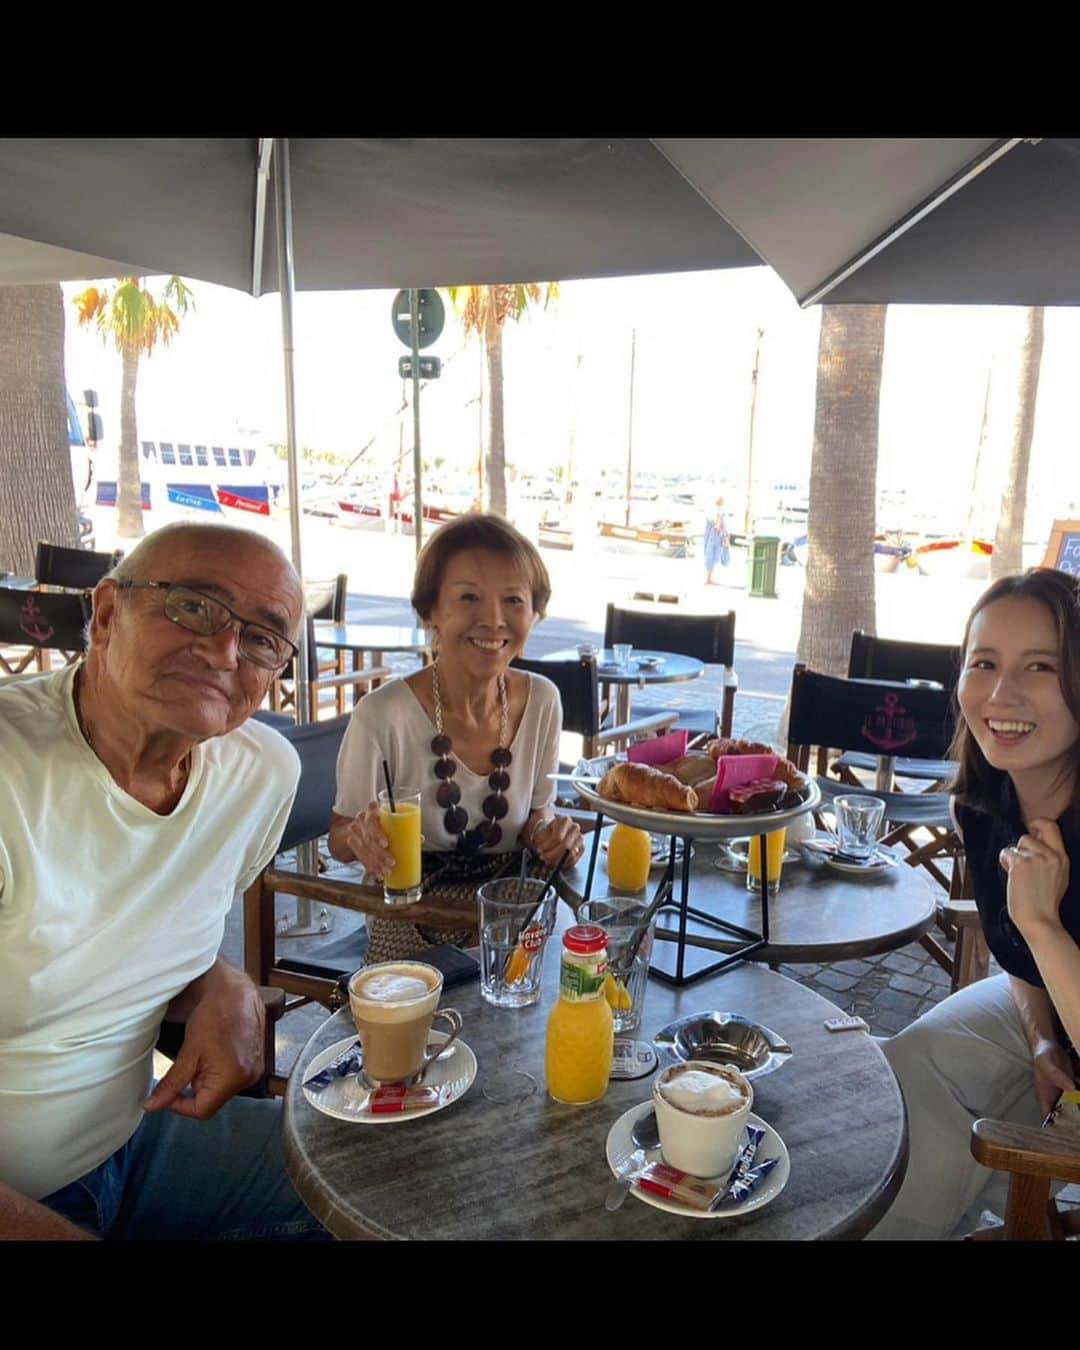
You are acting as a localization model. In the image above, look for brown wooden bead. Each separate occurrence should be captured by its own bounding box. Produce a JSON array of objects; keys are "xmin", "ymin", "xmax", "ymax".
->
[
  {"xmin": 436, "ymin": 781, "xmax": 461, "ymax": 808},
  {"xmin": 490, "ymin": 747, "xmax": 512, "ymax": 768},
  {"xmin": 488, "ymin": 770, "xmax": 510, "ymax": 792},
  {"xmin": 481, "ymin": 821, "xmax": 503, "ymax": 846},
  {"xmin": 431, "ymin": 734, "xmax": 453, "ymax": 757},
  {"xmin": 444, "ymin": 806, "xmax": 468, "ymax": 834},
  {"xmin": 434, "ymin": 757, "xmax": 457, "ymax": 780},
  {"xmin": 483, "ymin": 794, "xmax": 509, "ymax": 821}
]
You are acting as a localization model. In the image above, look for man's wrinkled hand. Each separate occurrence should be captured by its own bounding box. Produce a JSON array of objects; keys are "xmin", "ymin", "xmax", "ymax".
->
[{"xmin": 144, "ymin": 968, "xmax": 265, "ymax": 1120}]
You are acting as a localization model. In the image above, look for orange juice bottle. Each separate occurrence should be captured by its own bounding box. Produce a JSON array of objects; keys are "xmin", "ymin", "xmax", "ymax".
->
[
  {"xmin": 545, "ymin": 925, "xmax": 614, "ymax": 1104},
  {"xmin": 607, "ymin": 824, "xmax": 652, "ymax": 890}
]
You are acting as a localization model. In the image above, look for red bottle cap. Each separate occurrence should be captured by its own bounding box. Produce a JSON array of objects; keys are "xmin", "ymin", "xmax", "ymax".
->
[{"xmin": 564, "ymin": 924, "xmax": 607, "ymax": 954}]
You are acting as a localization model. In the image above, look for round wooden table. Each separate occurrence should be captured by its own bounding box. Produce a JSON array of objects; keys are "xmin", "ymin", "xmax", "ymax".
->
[
  {"xmin": 559, "ymin": 832, "xmax": 938, "ymax": 983},
  {"xmin": 540, "ymin": 647, "xmax": 704, "ymax": 723},
  {"xmin": 283, "ymin": 908, "xmax": 907, "ymax": 1241}
]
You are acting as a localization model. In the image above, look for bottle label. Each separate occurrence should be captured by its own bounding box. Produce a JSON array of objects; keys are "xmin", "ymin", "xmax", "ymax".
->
[{"xmin": 560, "ymin": 956, "xmax": 607, "ymax": 1001}]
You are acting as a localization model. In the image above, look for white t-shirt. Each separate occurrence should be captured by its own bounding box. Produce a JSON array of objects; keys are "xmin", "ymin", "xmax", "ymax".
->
[
  {"xmin": 0, "ymin": 664, "xmax": 300, "ymax": 1199},
  {"xmin": 333, "ymin": 673, "xmax": 560, "ymax": 853}
]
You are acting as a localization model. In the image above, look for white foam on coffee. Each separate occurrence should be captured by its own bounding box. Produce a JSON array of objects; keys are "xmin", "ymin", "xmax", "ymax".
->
[
  {"xmin": 658, "ymin": 1066, "xmax": 747, "ymax": 1116},
  {"xmin": 351, "ymin": 963, "xmax": 438, "ymax": 1022}
]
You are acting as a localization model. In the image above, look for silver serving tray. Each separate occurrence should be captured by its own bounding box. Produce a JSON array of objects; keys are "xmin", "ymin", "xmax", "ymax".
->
[
  {"xmin": 570, "ymin": 762, "xmax": 820, "ymax": 842},
  {"xmin": 653, "ymin": 1011, "xmax": 793, "ymax": 1080}
]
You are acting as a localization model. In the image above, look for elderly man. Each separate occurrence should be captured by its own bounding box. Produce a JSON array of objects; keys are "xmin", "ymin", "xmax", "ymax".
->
[{"xmin": 0, "ymin": 522, "xmax": 326, "ymax": 1240}]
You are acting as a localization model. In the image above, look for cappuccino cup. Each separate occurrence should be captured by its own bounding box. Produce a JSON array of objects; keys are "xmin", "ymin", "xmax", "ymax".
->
[
  {"xmin": 652, "ymin": 1060, "xmax": 753, "ymax": 1179},
  {"xmin": 348, "ymin": 961, "xmax": 463, "ymax": 1087}
]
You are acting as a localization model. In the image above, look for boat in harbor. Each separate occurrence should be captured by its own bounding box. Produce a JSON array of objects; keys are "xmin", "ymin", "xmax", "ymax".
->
[
  {"xmin": 597, "ymin": 518, "xmax": 695, "ymax": 557},
  {"xmin": 909, "ymin": 536, "xmax": 993, "ymax": 579},
  {"xmin": 93, "ymin": 439, "xmax": 283, "ymax": 518}
]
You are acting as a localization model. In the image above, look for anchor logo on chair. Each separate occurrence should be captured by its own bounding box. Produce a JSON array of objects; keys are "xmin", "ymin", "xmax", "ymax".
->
[
  {"xmin": 861, "ymin": 693, "xmax": 919, "ymax": 752},
  {"xmin": 19, "ymin": 596, "xmax": 55, "ymax": 644}
]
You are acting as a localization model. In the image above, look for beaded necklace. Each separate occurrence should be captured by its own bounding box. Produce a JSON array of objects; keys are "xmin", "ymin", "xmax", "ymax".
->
[{"xmin": 430, "ymin": 660, "xmax": 513, "ymax": 854}]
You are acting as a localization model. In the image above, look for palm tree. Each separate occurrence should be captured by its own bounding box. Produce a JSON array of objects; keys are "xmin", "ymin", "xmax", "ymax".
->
[
  {"xmin": 991, "ymin": 306, "xmax": 1044, "ymax": 580},
  {"xmin": 795, "ymin": 304, "xmax": 888, "ymax": 676},
  {"xmin": 72, "ymin": 276, "xmax": 194, "ymax": 540},
  {"xmin": 446, "ymin": 283, "xmax": 558, "ymax": 516},
  {"xmin": 0, "ymin": 284, "xmax": 79, "ymax": 573}
]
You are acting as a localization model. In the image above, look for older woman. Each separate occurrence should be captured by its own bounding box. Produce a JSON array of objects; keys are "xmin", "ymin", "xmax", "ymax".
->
[
  {"xmin": 329, "ymin": 513, "xmax": 584, "ymax": 962},
  {"xmin": 871, "ymin": 568, "xmax": 1080, "ymax": 1240}
]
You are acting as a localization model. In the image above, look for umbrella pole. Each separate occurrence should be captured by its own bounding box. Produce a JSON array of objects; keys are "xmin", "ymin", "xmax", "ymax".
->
[{"xmin": 273, "ymin": 136, "xmax": 331, "ymax": 937}]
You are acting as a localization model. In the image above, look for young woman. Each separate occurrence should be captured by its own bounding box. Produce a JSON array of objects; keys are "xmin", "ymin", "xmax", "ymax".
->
[
  {"xmin": 329, "ymin": 513, "xmax": 584, "ymax": 963},
  {"xmin": 872, "ymin": 568, "xmax": 1080, "ymax": 1240}
]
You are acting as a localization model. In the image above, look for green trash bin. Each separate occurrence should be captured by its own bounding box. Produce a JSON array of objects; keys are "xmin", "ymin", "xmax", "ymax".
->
[{"xmin": 748, "ymin": 536, "xmax": 780, "ymax": 598}]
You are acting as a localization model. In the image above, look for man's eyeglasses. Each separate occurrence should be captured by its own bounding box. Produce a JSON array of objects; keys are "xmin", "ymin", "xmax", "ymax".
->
[{"xmin": 116, "ymin": 581, "xmax": 298, "ymax": 671}]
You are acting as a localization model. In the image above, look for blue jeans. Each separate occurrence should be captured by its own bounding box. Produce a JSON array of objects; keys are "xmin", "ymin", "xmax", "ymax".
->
[{"xmin": 40, "ymin": 1096, "xmax": 330, "ymax": 1241}]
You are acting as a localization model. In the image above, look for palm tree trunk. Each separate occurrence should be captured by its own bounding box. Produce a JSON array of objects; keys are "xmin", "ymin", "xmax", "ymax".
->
[
  {"xmin": 0, "ymin": 284, "xmax": 79, "ymax": 573},
  {"xmin": 991, "ymin": 306, "xmax": 1044, "ymax": 580},
  {"xmin": 117, "ymin": 345, "xmax": 145, "ymax": 539},
  {"xmin": 796, "ymin": 304, "xmax": 887, "ymax": 676},
  {"xmin": 484, "ymin": 303, "xmax": 507, "ymax": 517}
]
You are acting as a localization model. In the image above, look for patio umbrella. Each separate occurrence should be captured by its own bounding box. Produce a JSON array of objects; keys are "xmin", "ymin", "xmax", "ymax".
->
[{"xmin": 2, "ymin": 136, "xmax": 1074, "ymax": 710}]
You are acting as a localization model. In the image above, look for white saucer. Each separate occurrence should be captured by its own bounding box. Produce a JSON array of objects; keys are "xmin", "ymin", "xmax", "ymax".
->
[
  {"xmin": 302, "ymin": 1031, "xmax": 477, "ymax": 1125},
  {"xmin": 821, "ymin": 847, "xmax": 900, "ymax": 877},
  {"xmin": 711, "ymin": 838, "xmax": 801, "ymax": 874},
  {"xmin": 605, "ymin": 1101, "xmax": 789, "ymax": 1220}
]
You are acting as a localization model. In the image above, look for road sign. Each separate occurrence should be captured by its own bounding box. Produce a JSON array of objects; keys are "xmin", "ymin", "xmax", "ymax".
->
[
  {"xmin": 391, "ymin": 288, "xmax": 445, "ymax": 349},
  {"xmin": 398, "ymin": 355, "xmax": 442, "ymax": 380}
]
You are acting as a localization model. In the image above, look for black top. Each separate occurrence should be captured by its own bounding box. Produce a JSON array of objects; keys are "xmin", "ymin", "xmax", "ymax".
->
[{"xmin": 956, "ymin": 781, "xmax": 1080, "ymax": 991}]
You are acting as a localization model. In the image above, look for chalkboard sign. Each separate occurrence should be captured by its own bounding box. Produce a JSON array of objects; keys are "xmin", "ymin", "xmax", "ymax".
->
[{"xmin": 1042, "ymin": 520, "xmax": 1080, "ymax": 577}]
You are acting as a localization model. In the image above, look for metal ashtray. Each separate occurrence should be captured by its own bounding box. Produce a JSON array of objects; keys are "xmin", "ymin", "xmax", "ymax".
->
[{"xmin": 652, "ymin": 1011, "xmax": 793, "ymax": 1080}]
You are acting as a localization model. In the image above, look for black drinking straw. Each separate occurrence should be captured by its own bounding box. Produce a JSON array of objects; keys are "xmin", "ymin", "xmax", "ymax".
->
[
  {"xmin": 382, "ymin": 759, "xmax": 397, "ymax": 813},
  {"xmin": 502, "ymin": 848, "xmax": 570, "ymax": 978}
]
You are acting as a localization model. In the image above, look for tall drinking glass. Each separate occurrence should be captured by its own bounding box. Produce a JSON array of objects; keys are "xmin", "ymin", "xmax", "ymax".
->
[
  {"xmin": 746, "ymin": 828, "xmax": 786, "ymax": 896},
  {"xmin": 477, "ymin": 878, "xmax": 557, "ymax": 1008},
  {"xmin": 378, "ymin": 787, "xmax": 423, "ymax": 906},
  {"xmin": 579, "ymin": 895, "xmax": 654, "ymax": 1033}
]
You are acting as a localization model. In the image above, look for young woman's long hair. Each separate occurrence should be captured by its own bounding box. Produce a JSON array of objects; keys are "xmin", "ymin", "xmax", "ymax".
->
[{"xmin": 950, "ymin": 567, "xmax": 1080, "ymax": 815}]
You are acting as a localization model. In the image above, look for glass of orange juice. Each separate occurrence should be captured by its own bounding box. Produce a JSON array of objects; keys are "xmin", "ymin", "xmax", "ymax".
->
[
  {"xmin": 378, "ymin": 787, "xmax": 423, "ymax": 906},
  {"xmin": 746, "ymin": 827, "xmax": 786, "ymax": 896}
]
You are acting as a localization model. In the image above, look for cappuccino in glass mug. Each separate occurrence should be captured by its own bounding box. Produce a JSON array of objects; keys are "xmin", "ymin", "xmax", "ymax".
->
[{"xmin": 348, "ymin": 961, "xmax": 463, "ymax": 1086}]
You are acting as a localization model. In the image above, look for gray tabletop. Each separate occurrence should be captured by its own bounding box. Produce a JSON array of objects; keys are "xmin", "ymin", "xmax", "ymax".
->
[
  {"xmin": 541, "ymin": 647, "xmax": 705, "ymax": 685},
  {"xmin": 283, "ymin": 907, "xmax": 906, "ymax": 1241},
  {"xmin": 313, "ymin": 622, "xmax": 431, "ymax": 656},
  {"xmin": 560, "ymin": 834, "xmax": 939, "ymax": 965}
]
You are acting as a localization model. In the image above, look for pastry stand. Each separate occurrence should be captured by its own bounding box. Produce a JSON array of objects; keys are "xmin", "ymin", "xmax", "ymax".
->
[{"xmin": 569, "ymin": 772, "xmax": 821, "ymax": 989}]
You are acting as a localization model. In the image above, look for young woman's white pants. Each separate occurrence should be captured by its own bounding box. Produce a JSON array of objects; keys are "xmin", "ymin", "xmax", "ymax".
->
[{"xmin": 869, "ymin": 972, "xmax": 1042, "ymax": 1240}]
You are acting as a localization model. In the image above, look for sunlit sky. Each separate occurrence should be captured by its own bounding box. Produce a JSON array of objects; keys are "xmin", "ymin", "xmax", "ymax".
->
[{"xmin": 61, "ymin": 265, "xmax": 1080, "ymax": 536}]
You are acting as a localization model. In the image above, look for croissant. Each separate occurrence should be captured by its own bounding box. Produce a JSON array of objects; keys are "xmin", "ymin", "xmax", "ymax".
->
[
  {"xmin": 598, "ymin": 762, "xmax": 699, "ymax": 813},
  {"xmin": 707, "ymin": 737, "xmax": 775, "ymax": 760}
]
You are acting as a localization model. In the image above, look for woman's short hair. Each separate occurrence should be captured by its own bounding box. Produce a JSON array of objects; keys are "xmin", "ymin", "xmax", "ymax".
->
[
  {"xmin": 411, "ymin": 512, "xmax": 552, "ymax": 621},
  {"xmin": 950, "ymin": 566, "xmax": 1080, "ymax": 812}
]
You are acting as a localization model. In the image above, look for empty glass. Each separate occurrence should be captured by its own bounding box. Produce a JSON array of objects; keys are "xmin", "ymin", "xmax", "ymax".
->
[
  {"xmin": 613, "ymin": 643, "xmax": 633, "ymax": 667},
  {"xmin": 833, "ymin": 794, "xmax": 886, "ymax": 860},
  {"xmin": 579, "ymin": 895, "xmax": 654, "ymax": 1033},
  {"xmin": 477, "ymin": 878, "xmax": 557, "ymax": 1008}
]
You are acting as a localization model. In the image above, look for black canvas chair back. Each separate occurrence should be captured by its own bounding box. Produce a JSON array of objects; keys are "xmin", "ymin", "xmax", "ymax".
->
[
  {"xmin": 35, "ymin": 541, "xmax": 122, "ymax": 591},
  {"xmin": 847, "ymin": 629, "xmax": 962, "ymax": 694},
  {"xmin": 604, "ymin": 603, "xmax": 736, "ymax": 666},
  {"xmin": 304, "ymin": 574, "xmax": 348, "ymax": 623},
  {"xmin": 0, "ymin": 586, "xmax": 90, "ymax": 673},
  {"xmin": 513, "ymin": 654, "xmax": 600, "ymax": 737},
  {"xmin": 271, "ymin": 714, "xmax": 350, "ymax": 852},
  {"xmin": 787, "ymin": 664, "xmax": 956, "ymax": 767}
]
